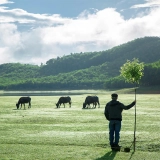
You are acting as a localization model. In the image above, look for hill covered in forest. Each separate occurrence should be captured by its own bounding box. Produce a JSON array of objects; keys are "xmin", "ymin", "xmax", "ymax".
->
[{"xmin": 0, "ymin": 36, "xmax": 160, "ymax": 90}]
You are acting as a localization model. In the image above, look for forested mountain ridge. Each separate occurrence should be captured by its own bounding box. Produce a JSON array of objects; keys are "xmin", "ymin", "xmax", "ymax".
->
[
  {"xmin": 0, "ymin": 36, "xmax": 160, "ymax": 90},
  {"xmin": 0, "ymin": 63, "xmax": 40, "ymax": 77},
  {"xmin": 40, "ymin": 36, "xmax": 160, "ymax": 76}
]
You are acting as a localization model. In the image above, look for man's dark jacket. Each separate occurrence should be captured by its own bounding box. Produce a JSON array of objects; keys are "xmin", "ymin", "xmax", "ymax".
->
[{"xmin": 104, "ymin": 100, "xmax": 135, "ymax": 121}]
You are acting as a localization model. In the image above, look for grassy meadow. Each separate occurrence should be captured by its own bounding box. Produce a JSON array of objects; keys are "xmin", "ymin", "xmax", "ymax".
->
[{"xmin": 0, "ymin": 90, "xmax": 160, "ymax": 160}]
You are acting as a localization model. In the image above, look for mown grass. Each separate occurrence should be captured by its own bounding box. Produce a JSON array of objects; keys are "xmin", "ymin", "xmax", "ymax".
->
[{"xmin": 0, "ymin": 91, "xmax": 160, "ymax": 160}]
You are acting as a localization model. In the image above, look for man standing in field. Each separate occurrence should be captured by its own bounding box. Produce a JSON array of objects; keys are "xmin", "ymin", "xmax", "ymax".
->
[{"xmin": 104, "ymin": 93, "xmax": 136, "ymax": 151}]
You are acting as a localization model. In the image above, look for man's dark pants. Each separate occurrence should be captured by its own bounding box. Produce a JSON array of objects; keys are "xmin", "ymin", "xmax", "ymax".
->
[{"xmin": 109, "ymin": 120, "xmax": 121, "ymax": 146}]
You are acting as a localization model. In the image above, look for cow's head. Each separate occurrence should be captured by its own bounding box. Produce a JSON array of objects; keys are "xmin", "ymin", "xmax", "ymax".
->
[
  {"xmin": 56, "ymin": 103, "xmax": 59, "ymax": 108},
  {"xmin": 16, "ymin": 103, "xmax": 19, "ymax": 109},
  {"xmin": 83, "ymin": 103, "xmax": 86, "ymax": 109}
]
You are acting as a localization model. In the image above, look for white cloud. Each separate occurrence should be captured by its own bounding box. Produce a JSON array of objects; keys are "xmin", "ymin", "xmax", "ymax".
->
[
  {"xmin": 0, "ymin": 3, "xmax": 160, "ymax": 65},
  {"xmin": 0, "ymin": 6, "xmax": 71, "ymax": 25},
  {"xmin": 131, "ymin": 0, "xmax": 160, "ymax": 8},
  {"xmin": 0, "ymin": 0, "xmax": 13, "ymax": 5}
]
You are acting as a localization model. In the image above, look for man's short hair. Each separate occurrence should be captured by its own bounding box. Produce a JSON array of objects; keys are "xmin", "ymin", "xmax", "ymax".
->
[{"xmin": 111, "ymin": 93, "xmax": 118, "ymax": 98}]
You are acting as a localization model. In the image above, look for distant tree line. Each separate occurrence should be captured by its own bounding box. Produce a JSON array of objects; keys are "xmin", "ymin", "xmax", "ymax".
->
[{"xmin": 0, "ymin": 37, "xmax": 160, "ymax": 90}]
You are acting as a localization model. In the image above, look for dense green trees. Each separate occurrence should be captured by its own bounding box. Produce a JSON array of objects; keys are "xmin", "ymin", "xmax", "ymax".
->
[{"xmin": 0, "ymin": 37, "xmax": 160, "ymax": 90}]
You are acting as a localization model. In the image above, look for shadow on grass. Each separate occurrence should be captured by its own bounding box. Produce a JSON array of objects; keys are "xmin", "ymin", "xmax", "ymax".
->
[
  {"xmin": 13, "ymin": 109, "xmax": 26, "ymax": 110},
  {"xmin": 82, "ymin": 108, "xmax": 96, "ymax": 109},
  {"xmin": 128, "ymin": 151, "xmax": 135, "ymax": 160},
  {"xmin": 95, "ymin": 151, "xmax": 117, "ymax": 160}
]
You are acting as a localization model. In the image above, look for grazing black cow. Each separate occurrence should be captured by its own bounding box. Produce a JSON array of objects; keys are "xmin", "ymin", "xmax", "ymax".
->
[
  {"xmin": 83, "ymin": 96, "xmax": 100, "ymax": 109},
  {"xmin": 16, "ymin": 97, "xmax": 31, "ymax": 109},
  {"xmin": 56, "ymin": 96, "xmax": 71, "ymax": 108}
]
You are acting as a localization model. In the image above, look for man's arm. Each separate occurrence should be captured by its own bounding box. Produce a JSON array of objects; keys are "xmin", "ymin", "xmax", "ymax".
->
[
  {"xmin": 104, "ymin": 104, "xmax": 109, "ymax": 120},
  {"xmin": 122, "ymin": 101, "xmax": 136, "ymax": 110}
]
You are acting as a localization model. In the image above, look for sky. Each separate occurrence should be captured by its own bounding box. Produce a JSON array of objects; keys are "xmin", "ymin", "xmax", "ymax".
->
[{"xmin": 0, "ymin": 0, "xmax": 160, "ymax": 65}]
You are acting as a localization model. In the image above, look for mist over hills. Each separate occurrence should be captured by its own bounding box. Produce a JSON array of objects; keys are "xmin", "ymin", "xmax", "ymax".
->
[{"xmin": 0, "ymin": 36, "xmax": 160, "ymax": 90}]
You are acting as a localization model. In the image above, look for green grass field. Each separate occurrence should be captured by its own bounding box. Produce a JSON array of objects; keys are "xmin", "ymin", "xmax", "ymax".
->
[{"xmin": 0, "ymin": 91, "xmax": 160, "ymax": 160}]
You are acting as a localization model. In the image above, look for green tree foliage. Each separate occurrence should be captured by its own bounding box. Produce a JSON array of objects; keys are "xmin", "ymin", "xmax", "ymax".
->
[
  {"xmin": 120, "ymin": 58, "xmax": 144, "ymax": 84},
  {"xmin": 141, "ymin": 60, "xmax": 160, "ymax": 86}
]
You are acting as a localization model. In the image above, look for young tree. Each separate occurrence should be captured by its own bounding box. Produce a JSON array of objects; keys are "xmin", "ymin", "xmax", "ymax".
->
[
  {"xmin": 120, "ymin": 58, "xmax": 144, "ymax": 84},
  {"xmin": 120, "ymin": 58, "xmax": 144, "ymax": 152}
]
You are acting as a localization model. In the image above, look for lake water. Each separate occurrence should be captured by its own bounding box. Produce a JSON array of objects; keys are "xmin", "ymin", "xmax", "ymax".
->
[{"xmin": 0, "ymin": 90, "xmax": 107, "ymax": 96}]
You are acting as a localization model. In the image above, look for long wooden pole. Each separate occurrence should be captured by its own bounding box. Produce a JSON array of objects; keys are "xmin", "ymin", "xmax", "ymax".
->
[{"xmin": 133, "ymin": 88, "xmax": 136, "ymax": 152}]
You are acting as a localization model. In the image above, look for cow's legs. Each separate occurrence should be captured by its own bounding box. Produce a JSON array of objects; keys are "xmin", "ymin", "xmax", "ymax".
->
[
  {"xmin": 98, "ymin": 102, "xmax": 100, "ymax": 108},
  {"xmin": 92, "ymin": 102, "xmax": 97, "ymax": 108},
  {"xmin": 94, "ymin": 102, "xmax": 97, "ymax": 108},
  {"xmin": 92, "ymin": 103, "xmax": 95, "ymax": 108},
  {"xmin": 28, "ymin": 102, "xmax": 31, "ymax": 108}
]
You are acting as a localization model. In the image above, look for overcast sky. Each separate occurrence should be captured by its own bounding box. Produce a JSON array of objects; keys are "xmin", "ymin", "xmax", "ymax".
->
[{"xmin": 0, "ymin": 0, "xmax": 160, "ymax": 65}]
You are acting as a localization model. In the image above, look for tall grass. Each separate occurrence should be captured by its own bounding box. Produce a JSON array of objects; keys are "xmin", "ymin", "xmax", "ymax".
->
[{"xmin": 0, "ymin": 93, "xmax": 160, "ymax": 160}]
